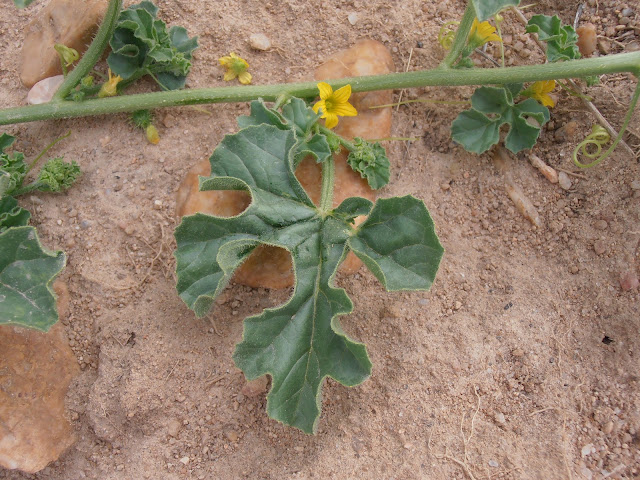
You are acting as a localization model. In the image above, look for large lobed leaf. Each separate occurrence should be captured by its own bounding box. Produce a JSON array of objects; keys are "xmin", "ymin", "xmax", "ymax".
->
[
  {"xmin": 526, "ymin": 14, "xmax": 581, "ymax": 63},
  {"xmin": 175, "ymin": 123, "xmax": 443, "ymax": 433},
  {"xmin": 451, "ymin": 84, "xmax": 549, "ymax": 154},
  {"xmin": 0, "ymin": 226, "xmax": 65, "ymax": 331}
]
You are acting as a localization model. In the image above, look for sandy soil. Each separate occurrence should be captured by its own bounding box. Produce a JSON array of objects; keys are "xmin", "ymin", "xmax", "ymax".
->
[{"xmin": 1, "ymin": 0, "xmax": 639, "ymax": 478}]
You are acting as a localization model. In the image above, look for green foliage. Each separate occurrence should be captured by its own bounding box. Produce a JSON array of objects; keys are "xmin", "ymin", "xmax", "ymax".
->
[
  {"xmin": 174, "ymin": 117, "xmax": 443, "ymax": 433},
  {"xmin": 107, "ymin": 1, "xmax": 199, "ymax": 91},
  {"xmin": 470, "ymin": 0, "xmax": 520, "ymax": 22},
  {"xmin": 346, "ymin": 137, "xmax": 390, "ymax": 190},
  {"xmin": 37, "ymin": 158, "xmax": 81, "ymax": 192},
  {"xmin": 13, "ymin": 0, "xmax": 36, "ymax": 7},
  {"xmin": 0, "ymin": 196, "xmax": 30, "ymax": 233},
  {"xmin": 238, "ymin": 98, "xmax": 332, "ymax": 164},
  {"xmin": 525, "ymin": 15, "xmax": 581, "ymax": 63},
  {"xmin": 0, "ymin": 226, "xmax": 65, "ymax": 331},
  {"xmin": 0, "ymin": 134, "xmax": 27, "ymax": 196},
  {"xmin": 451, "ymin": 84, "xmax": 549, "ymax": 154},
  {"xmin": 131, "ymin": 109, "xmax": 154, "ymax": 129}
]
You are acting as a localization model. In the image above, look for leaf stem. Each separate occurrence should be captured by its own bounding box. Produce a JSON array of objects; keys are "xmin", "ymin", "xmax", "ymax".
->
[
  {"xmin": 52, "ymin": 0, "xmax": 122, "ymax": 101},
  {"xmin": 439, "ymin": 3, "xmax": 476, "ymax": 68},
  {"xmin": 23, "ymin": 131, "xmax": 71, "ymax": 178},
  {"xmin": 1, "ymin": 52, "xmax": 639, "ymax": 126},
  {"xmin": 319, "ymin": 157, "xmax": 335, "ymax": 213}
]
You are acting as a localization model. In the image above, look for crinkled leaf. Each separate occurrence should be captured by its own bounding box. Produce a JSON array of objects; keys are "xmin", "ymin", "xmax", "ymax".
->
[
  {"xmin": 175, "ymin": 123, "xmax": 443, "ymax": 433},
  {"xmin": 0, "ymin": 134, "xmax": 27, "ymax": 196},
  {"xmin": 451, "ymin": 85, "xmax": 549, "ymax": 154},
  {"xmin": 37, "ymin": 158, "xmax": 81, "ymax": 193},
  {"xmin": 526, "ymin": 14, "xmax": 581, "ymax": 62},
  {"xmin": 107, "ymin": 1, "xmax": 198, "ymax": 90},
  {"xmin": 0, "ymin": 226, "xmax": 65, "ymax": 331},
  {"xmin": 471, "ymin": 0, "xmax": 520, "ymax": 21},
  {"xmin": 346, "ymin": 137, "xmax": 391, "ymax": 190},
  {"xmin": 0, "ymin": 196, "xmax": 31, "ymax": 233}
]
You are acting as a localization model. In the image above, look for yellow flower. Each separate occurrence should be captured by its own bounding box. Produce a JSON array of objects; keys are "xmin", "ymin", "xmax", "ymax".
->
[
  {"xmin": 468, "ymin": 18, "xmax": 502, "ymax": 48},
  {"xmin": 219, "ymin": 53, "xmax": 252, "ymax": 84},
  {"xmin": 522, "ymin": 80, "xmax": 556, "ymax": 108},
  {"xmin": 312, "ymin": 82, "xmax": 358, "ymax": 129},
  {"xmin": 98, "ymin": 69, "xmax": 122, "ymax": 98}
]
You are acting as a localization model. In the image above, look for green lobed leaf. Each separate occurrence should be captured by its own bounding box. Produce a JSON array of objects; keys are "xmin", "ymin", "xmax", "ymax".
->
[
  {"xmin": 174, "ymin": 122, "xmax": 443, "ymax": 433},
  {"xmin": 0, "ymin": 226, "xmax": 65, "ymax": 331},
  {"xmin": 0, "ymin": 196, "xmax": 31, "ymax": 233},
  {"xmin": 525, "ymin": 14, "xmax": 581, "ymax": 63},
  {"xmin": 107, "ymin": 1, "xmax": 198, "ymax": 90},
  {"xmin": 451, "ymin": 85, "xmax": 549, "ymax": 154},
  {"xmin": 239, "ymin": 99, "xmax": 331, "ymax": 165},
  {"xmin": 470, "ymin": 0, "xmax": 520, "ymax": 22},
  {"xmin": 37, "ymin": 158, "xmax": 81, "ymax": 192}
]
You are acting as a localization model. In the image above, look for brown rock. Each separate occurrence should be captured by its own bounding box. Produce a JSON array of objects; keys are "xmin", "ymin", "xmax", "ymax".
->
[
  {"xmin": 576, "ymin": 24, "xmax": 597, "ymax": 56},
  {"xmin": 20, "ymin": 0, "xmax": 108, "ymax": 87},
  {"xmin": 0, "ymin": 322, "xmax": 79, "ymax": 473},
  {"xmin": 175, "ymin": 40, "xmax": 394, "ymax": 289}
]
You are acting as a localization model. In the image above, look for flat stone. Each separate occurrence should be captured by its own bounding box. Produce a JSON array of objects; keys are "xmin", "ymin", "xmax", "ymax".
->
[
  {"xmin": 27, "ymin": 75, "xmax": 65, "ymax": 105},
  {"xmin": 249, "ymin": 33, "xmax": 271, "ymax": 51},
  {"xmin": 175, "ymin": 40, "xmax": 394, "ymax": 289},
  {"xmin": 0, "ymin": 305, "xmax": 79, "ymax": 474},
  {"xmin": 20, "ymin": 0, "xmax": 108, "ymax": 87}
]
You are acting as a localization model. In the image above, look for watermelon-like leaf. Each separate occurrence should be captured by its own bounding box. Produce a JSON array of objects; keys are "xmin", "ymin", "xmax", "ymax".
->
[
  {"xmin": 0, "ymin": 226, "xmax": 65, "ymax": 331},
  {"xmin": 174, "ymin": 123, "xmax": 443, "ymax": 433}
]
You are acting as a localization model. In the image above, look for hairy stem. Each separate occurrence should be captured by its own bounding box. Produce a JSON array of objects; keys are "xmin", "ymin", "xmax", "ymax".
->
[
  {"xmin": 319, "ymin": 157, "xmax": 335, "ymax": 213},
  {"xmin": 440, "ymin": 4, "xmax": 476, "ymax": 68},
  {"xmin": 52, "ymin": 0, "xmax": 122, "ymax": 101},
  {"xmin": 2, "ymin": 52, "xmax": 639, "ymax": 126}
]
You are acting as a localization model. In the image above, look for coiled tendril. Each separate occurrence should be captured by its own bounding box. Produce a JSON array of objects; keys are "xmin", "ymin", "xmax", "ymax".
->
[
  {"xmin": 573, "ymin": 125, "xmax": 610, "ymax": 168},
  {"xmin": 438, "ymin": 21, "xmax": 460, "ymax": 50}
]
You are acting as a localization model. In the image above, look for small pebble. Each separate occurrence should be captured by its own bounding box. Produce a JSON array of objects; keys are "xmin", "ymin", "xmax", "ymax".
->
[
  {"xmin": 494, "ymin": 412, "xmax": 506, "ymax": 425},
  {"xmin": 593, "ymin": 240, "xmax": 605, "ymax": 255},
  {"xmin": 153, "ymin": 199, "xmax": 163, "ymax": 210},
  {"xmin": 27, "ymin": 75, "xmax": 65, "ymax": 105},
  {"xmin": 620, "ymin": 271, "xmax": 639, "ymax": 291},
  {"xmin": 594, "ymin": 219, "xmax": 608, "ymax": 230},
  {"xmin": 558, "ymin": 172, "xmax": 572, "ymax": 190},
  {"xmin": 249, "ymin": 33, "xmax": 271, "ymax": 51},
  {"xmin": 488, "ymin": 460, "xmax": 499, "ymax": 468},
  {"xmin": 225, "ymin": 430, "xmax": 239, "ymax": 442},
  {"xmin": 512, "ymin": 348, "xmax": 524, "ymax": 358},
  {"xmin": 602, "ymin": 421, "xmax": 614, "ymax": 434},
  {"xmin": 175, "ymin": 393, "xmax": 186, "ymax": 403},
  {"xmin": 577, "ymin": 24, "xmax": 597, "ymax": 56},
  {"xmin": 167, "ymin": 418, "xmax": 181, "ymax": 437},
  {"xmin": 569, "ymin": 265, "xmax": 579, "ymax": 274},
  {"xmin": 621, "ymin": 7, "xmax": 634, "ymax": 16},
  {"xmin": 347, "ymin": 13, "xmax": 359, "ymax": 25},
  {"xmin": 581, "ymin": 443, "xmax": 595, "ymax": 457},
  {"xmin": 179, "ymin": 456, "xmax": 189, "ymax": 465},
  {"xmin": 631, "ymin": 180, "xmax": 640, "ymax": 190}
]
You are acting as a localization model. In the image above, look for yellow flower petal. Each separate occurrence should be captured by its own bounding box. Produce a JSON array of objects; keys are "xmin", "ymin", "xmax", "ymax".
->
[
  {"xmin": 331, "ymin": 84, "xmax": 352, "ymax": 104},
  {"xmin": 219, "ymin": 55, "xmax": 232, "ymax": 66},
  {"xmin": 312, "ymin": 100, "xmax": 326, "ymax": 115},
  {"xmin": 331, "ymin": 103, "xmax": 358, "ymax": 117},
  {"xmin": 317, "ymin": 82, "xmax": 333, "ymax": 100},
  {"xmin": 324, "ymin": 113, "xmax": 339, "ymax": 129},
  {"xmin": 238, "ymin": 71, "xmax": 252, "ymax": 85},
  {"xmin": 223, "ymin": 70, "xmax": 237, "ymax": 81}
]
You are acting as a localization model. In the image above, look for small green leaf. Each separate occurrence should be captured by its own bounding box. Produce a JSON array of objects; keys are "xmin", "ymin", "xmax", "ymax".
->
[
  {"xmin": 346, "ymin": 138, "xmax": 391, "ymax": 190},
  {"xmin": 175, "ymin": 122, "xmax": 443, "ymax": 433},
  {"xmin": 37, "ymin": 158, "xmax": 81, "ymax": 192},
  {"xmin": 107, "ymin": 1, "xmax": 198, "ymax": 90},
  {"xmin": 451, "ymin": 86, "xmax": 549, "ymax": 154},
  {"xmin": 526, "ymin": 14, "xmax": 581, "ymax": 62},
  {"xmin": 0, "ymin": 226, "xmax": 65, "ymax": 331},
  {"xmin": 471, "ymin": 0, "xmax": 520, "ymax": 21},
  {"xmin": 0, "ymin": 196, "xmax": 31, "ymax": 232},
  {"xmin": 0, "ymin": 134, "xmax": 27, "ymax": 196}
]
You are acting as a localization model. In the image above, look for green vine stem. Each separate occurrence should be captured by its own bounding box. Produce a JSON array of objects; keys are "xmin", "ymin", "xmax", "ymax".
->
[
  {"xmin": 573, "ymin": 80, "xmax": 640, "ymax": 168},
  {"xmin": 1, "ymin": 52, "xmax": 639, "ymax": 126},
  {"xmin": 52, "ymin": 0, "xmax": 122, "ymax": 101},
  {"xmin": 439, "ymin": 3, "xmax": 476, "ymax": 68}
]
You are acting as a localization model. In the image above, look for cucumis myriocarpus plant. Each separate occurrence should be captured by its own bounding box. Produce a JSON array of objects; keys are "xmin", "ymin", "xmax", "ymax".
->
[{"xmin": 174, "ymin": 91, "xmax": 444, "ymax": 433}]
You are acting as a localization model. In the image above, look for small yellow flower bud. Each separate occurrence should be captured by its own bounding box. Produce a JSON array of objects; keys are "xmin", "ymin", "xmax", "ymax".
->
[
  {"xmin": 98, "ymin": 69, "xmax": 123, "ymax": 98},
  {"xmin": 146, "ymin": 125, "xmax": 160, "ymax": 145}
]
